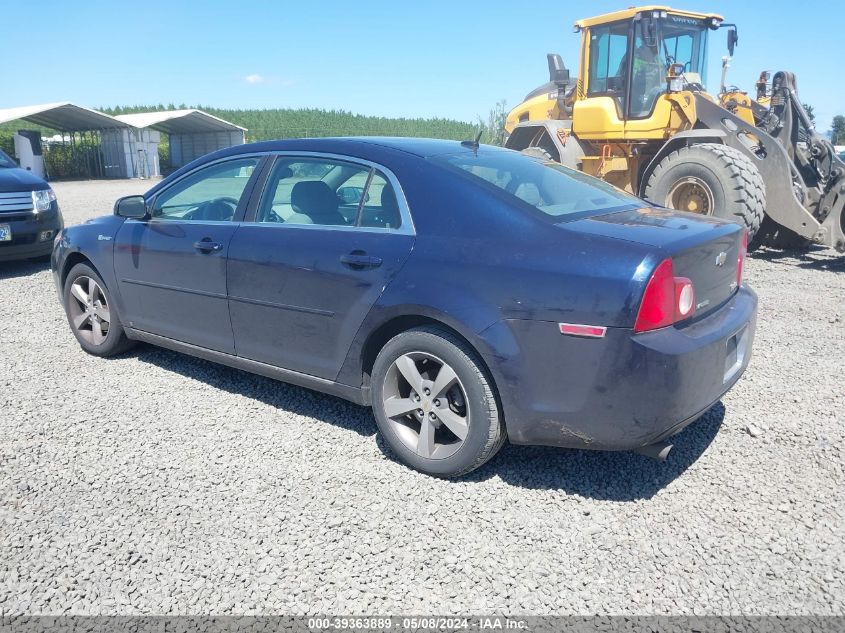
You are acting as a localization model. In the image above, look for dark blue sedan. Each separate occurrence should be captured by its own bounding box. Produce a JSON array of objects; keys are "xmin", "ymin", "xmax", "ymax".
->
[{"xmin": 52, "ymin": 137, "xmax": 756, "ymax": 477}]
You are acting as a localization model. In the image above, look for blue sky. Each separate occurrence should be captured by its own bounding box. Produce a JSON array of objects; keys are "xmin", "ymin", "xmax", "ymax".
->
[{"xmin": 4, "ymin": 0, "xmax": 844, "ymax": 129}]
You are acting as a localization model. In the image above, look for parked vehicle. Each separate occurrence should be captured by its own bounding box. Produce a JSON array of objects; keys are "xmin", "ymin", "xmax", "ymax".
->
[
  {"xmin": 0, "ymin": 149, "xmax": 63, "ymax": 262},
  {"xmin": 505, "ymin": 6, "xmax": 845, "ymax": 253},
  {"xmin": 52, "ymin": 137, "xmax": 756, "ymax": 477}
]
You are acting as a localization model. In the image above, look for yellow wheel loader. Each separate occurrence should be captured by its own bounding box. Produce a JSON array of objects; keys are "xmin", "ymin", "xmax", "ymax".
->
[{"xmin": 504, "ymin": 6, "xmax": 845, "ymax": 252}]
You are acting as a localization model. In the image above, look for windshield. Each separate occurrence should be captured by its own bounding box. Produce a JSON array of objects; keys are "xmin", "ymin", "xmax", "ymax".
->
[
  {"xmin": 431, "ymin": 150, "xmax": 641, "ymax": 222},
  {"xmin": 661, "ymin": 16, "xmax": 708, "ymax": 82},
  {"xmin": 0, "ymin": 149, "xmax": 17, "ymax": 168},
  {"xmin": 629, "ymin": 16, "xmax": 709, "ymax": 117}
]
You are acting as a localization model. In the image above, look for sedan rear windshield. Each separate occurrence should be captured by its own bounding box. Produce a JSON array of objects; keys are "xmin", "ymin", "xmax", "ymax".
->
[{"xmin": 430, "ymin": 150, "xmax": 641, "ymax": 221}]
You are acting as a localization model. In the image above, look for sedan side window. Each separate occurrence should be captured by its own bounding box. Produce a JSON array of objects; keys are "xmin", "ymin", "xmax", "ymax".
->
[
  {"xmin": 257, "ymin": 158, "xmax": 371, "ymax": 226},
  {"xmin": 258, "ymin": 159, "xmax": 402, "ymax": 229},
  {"xmin": 358, "ymin": 171, "xmax": 401, "ymax": 229},
  {"xmin": 152, "ymin": 158, "xmax": 260, "ymax": 222}
]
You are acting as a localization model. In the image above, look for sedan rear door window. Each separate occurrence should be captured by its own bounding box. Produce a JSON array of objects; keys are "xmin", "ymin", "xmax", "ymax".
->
[
  {"xmin": 257, "ymin": 158, "xmax": 402, "ymax": 229},
  {"xmin": 358, "ymin": 171, "xmax": 402, "ymax": 229},
  {"xmin": 258, "ymin": 158, "xmax": 370, "ymax": 226}
]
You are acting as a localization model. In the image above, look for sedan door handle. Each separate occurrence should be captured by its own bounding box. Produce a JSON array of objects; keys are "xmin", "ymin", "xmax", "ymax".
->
[
  {"xmin": 193, "ymin": 239, "xmax": 223, "ymax": 253},
  {"xmin": 340, "ymin": 251, "xmax": 383, "ymax": 269}
]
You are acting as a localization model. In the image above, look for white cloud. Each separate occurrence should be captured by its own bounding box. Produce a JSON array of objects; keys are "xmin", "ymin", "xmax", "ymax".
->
[{"xmin": 244, "ymin": 74, "xmax": 265, "ymax": 84}]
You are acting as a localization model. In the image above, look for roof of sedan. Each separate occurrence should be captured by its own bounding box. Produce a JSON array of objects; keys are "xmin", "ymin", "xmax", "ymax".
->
[{"xmin": 223, "ymin": 136, "xmax": 505, "ymax": 158}]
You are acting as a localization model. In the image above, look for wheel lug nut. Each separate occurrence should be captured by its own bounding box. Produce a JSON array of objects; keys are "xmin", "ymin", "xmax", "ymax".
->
[
  {"xmin": 433, "ymin": 399, "xmax": 440, "ymax": 407},
  {"xmin": 413, "ymin": 394, "xmax": 420, "ymax": 402},
  {"xmin": 423, "ymin": 388, "xmax": 431, "ymax": 396},
  {"xmin": 417, "ymin": 409, "xmax": 424, "ymax": 416},
  {"xmin": 429, "ymin": 412, "xmax": 437, "ymax": 420}
]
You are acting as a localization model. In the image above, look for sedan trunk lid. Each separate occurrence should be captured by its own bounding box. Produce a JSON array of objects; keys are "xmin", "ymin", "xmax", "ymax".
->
[{"xmin": 564, "ymin": 207, "xmax": 745, "ymax": 319}]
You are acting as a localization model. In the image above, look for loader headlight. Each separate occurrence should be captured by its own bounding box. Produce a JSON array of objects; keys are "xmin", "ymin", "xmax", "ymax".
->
[
  {"xmin": 32, "ymin": 189, "xmax": 57, "ymax": 213},
  {"xmin": 668, "ymin": 77, "xmax": 685, "ymax": 93},
  {"xmin": 666, "ymin": 63, "xmax": 686, "ymax": 92}
]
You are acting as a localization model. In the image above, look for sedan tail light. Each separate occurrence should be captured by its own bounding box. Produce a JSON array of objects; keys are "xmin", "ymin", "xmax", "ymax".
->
[
  {"xmin": 634, "ymin": 258, "xmax": 696, "ymax": 333},
  {"xmin": 736, "ymin": 229, "xmax": 748, "ymax": 288}
]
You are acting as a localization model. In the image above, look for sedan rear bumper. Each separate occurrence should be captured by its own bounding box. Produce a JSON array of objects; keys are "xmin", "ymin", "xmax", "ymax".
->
[{"xmin": 479, "ymin": 285, "xmax": 757, "ymax": 451}]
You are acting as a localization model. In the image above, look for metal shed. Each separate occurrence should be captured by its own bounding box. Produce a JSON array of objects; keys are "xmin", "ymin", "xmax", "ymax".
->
[{"xmin": 115, "ymin": 110, "xmax": 246, "ymax": 170}]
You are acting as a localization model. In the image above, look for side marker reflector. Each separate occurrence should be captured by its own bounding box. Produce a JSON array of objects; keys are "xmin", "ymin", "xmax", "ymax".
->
[{"xmin": 559, "ymin": 323, "xmax": 607, "ymax": 338}]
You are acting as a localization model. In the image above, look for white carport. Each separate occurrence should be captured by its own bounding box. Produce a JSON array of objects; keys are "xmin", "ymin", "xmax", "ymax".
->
[
  {"xmin": 0, "ymin": 102, "xmax": 125, "ymax": 130},
  {"xmin": 1, "ymin": 103, "xmax": 247, "ymax": 179},
  {"xmin": 0, "ymin": 102, "xmax": 132, "ymax": 179},
  {"xmin": 115, "ymin": 110, "xmax": 246, "ymax": 170}
]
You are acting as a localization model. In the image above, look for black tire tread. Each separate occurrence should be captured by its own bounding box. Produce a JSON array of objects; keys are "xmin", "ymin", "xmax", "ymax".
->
[
  {"xmin": 63, "ymin": 262, "xmax": 135, "ymax": 357},
  {"xmin": 644, "ymin": 142, "xmax": 765, "ymax": 238},
  {"xmin": 521, "ymin": 146, "xmax": 555, "ymax": 162},
  {"xmin": 375, "ymin": 325, "xmax": 505, "ymax": 478}
]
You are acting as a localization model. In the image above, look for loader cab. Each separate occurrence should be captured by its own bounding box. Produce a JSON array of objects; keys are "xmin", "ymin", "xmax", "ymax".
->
[{"xmin": 573, "ymin": 8, "xmax": 718, "ymax": 140}]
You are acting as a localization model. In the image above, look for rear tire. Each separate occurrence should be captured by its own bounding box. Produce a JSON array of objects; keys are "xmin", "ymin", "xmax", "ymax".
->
[
  {"xmin": 63, "ymin": 262, "xmax": 135, "ymax": 357},
  {"xmin": 644, "ymin": 143, "xmax": 765, "ymax": 240},
  {"xmin": 371, "ymin": 326, "xmax": 505, "ymax": 477}
]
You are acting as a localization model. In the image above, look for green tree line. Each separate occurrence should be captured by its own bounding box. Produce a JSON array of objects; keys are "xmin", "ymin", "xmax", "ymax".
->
[
  {"xmin": 97, "ymin": 105, "xmax": 482, "ymax": 142},
  {"xmin": 1, "ymin": 105, "xmax": 498, "ymax": 176},
  {"xmin": 0, "ymin": 105, "xmax": 491, "ymax": 165},
  {"xmin": 831, "ymin": 115, "xmax": 845, "ymax": 145}
]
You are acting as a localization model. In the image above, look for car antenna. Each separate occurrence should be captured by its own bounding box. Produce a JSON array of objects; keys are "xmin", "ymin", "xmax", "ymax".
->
[{"xmin": 461, "ymin": 130, "xmax": 484, "ymax": 151}]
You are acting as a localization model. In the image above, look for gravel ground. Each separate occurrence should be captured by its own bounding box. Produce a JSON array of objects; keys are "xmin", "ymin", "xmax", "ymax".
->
[{"xmin": 1, "ymin": 179, "xmax": 844, "ymax": 616}]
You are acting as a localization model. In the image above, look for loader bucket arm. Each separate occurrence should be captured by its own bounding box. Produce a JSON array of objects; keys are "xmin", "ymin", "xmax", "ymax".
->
[{"xmin": 694, "ymin": 93, "xmax": 845, "ymax": 251}]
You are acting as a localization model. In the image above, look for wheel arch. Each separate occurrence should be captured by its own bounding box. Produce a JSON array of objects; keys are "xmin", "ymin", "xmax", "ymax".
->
[
  {"xmin": 353, "ymin": 313, "xmax": 504, "ymax": 416},
  {"xmin": 60, "ymin": 251, "xmax": 99, "ymax": 290},
  {"xmin": 638, "ymin": 130, "xmax": 727, "ymax": 197},
  {"xmin": 506, "ymin": 120, "xmax": 588, "ymax": 170},
  {"xmin": 506, "ymin": 123, "xmax": 563, "ymax": 162}
]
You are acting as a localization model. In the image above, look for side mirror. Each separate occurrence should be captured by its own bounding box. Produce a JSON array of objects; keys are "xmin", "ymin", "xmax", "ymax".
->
[
  {"xmin": 114, "ymin": 195, "xmax": 148, "ymax": 219},
  {"xmin": 337, "ymin": 186, "xmax": 369, "ymax": 206},
  {"xmin": 727, "ymin": 27, "xmax": 738, "ymax": 56},
  {"xmin": 546, "ymin": 53, "xmax": 570, "ymax": 85}
]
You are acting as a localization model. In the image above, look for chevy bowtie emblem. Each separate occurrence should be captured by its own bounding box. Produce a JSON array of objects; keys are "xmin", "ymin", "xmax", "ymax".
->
[{"xmin": 715, "ymin": 251, "xmax": 728, "ymax": 267}]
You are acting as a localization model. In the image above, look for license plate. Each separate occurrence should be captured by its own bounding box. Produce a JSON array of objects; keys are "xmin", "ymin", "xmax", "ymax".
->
[{"xmin": 0, "ymin": 224, "xmax": 11, "ymax": 242}]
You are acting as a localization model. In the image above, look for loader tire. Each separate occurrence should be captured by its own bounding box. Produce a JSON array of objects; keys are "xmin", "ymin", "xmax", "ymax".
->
[
  {"xmin": 521, "ymin": 146, "xmax": 555, "ymax": 162},
  {"xmin": 644, "ymin": 143, "xmax": 765, "ymax": 240}
]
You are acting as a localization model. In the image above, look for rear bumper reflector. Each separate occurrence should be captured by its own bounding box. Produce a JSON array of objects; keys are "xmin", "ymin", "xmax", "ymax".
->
[{"xmin": 559, "ymin": 323, "xmax": 607, "ymax": 338}]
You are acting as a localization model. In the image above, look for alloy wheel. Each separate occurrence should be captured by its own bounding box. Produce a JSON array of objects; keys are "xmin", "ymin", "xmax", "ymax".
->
[
  {"xmin": 381, "ymin": 352, "xmax": 469, "ymax": 459},
  {"xmin": 68, "ymin": 276, "xmax": 111, "ymax": 345}
]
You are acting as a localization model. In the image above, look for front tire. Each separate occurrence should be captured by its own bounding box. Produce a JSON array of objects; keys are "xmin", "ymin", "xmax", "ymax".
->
[
  {"xmin": 63, "ymin": 262, "xmax": 134, "ymax": 357},
  {"xmin": 371, "ymin": 326, "xmax": 505, "ymax": 477},
  {"xmin": 644, "ymin": 143, "xmax": 765, "ymax": 240}
]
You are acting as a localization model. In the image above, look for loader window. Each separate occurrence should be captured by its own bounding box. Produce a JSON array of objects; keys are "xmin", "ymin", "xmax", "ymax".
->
[
  {"xmin": 627, "ymin": 17, "xmax": 709, "ymax": 118},
  {"xmin": 660, "ymin": 18, "xmax": 708, "ymax": 85},
  {"xmin": 629, "ymin": 21, "xmax": 666, "ymax": 118},
  {"xmin": 587, "ymin": 22, "xmax": 629, "ymax": 105}
]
